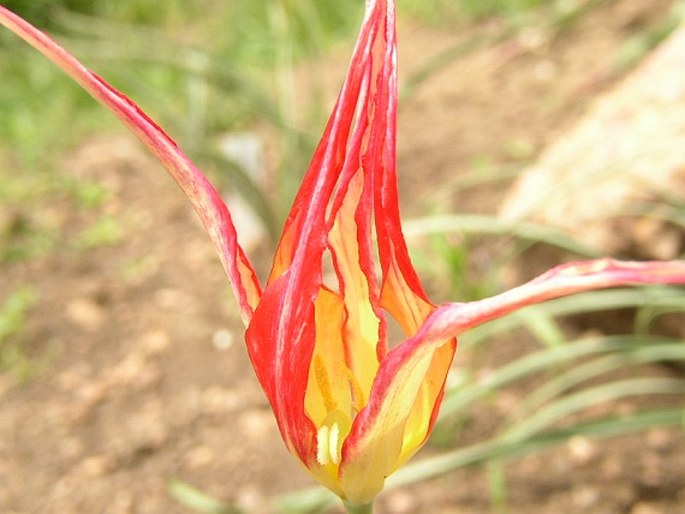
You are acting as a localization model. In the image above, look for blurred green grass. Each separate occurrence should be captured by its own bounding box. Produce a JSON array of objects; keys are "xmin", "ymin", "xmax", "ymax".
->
[
  {"xmin": 0, "ymin": 0, "xmax": 558, "ymax": 178},
  {"xmin": 0, "ymin": 0, "xmax": 528, "ymax": 269},
  {"xmin": 0, "ymin": 286, "xmax": 38, "ymax": 379},
  {"xmin": 0, "ymin": 0, "xmax": 634, "ymax": 241}
]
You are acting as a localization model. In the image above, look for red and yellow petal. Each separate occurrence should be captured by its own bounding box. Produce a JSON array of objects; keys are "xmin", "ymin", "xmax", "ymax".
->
[{"xmin": 338, "ymin": 293, "xmax": 456, "ymax": 504}]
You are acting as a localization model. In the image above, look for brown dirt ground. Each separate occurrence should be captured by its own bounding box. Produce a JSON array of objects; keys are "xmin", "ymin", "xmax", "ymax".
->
[{"xmin": 1, "ymin": 1, "xmax": 684, "ymax": 513}]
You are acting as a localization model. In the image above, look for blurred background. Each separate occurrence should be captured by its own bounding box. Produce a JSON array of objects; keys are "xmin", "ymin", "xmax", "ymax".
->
[{"xmin": 1, "ymin": 1, "xmax": 684, "ymax": 513}]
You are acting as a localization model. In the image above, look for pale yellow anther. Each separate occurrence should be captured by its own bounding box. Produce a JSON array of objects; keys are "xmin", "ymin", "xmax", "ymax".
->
[
  {"xmin": 316, "ymin": 422, "xmax": 341, "ymax": 466},
  {"xmin": 328, "ymin": 423, "xmax": 340, "ymax": 464},
  {"xmin": 316, "ymin": 424, "xmax": 330, "ymax": 465}
]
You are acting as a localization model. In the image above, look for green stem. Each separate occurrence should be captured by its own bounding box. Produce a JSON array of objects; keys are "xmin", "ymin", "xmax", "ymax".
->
[{"xmin": 343, "ymin": 501, "xmax": 374, "ymax": 514}]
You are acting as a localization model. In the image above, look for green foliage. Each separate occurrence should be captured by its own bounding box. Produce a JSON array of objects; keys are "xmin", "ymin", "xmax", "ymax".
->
[
  {"xmin": 73, "ymin": 216, "xmax": 123, "ymax": 249},
  {"xmin": 219, "ymin": 0, "xmax": 363, "ymax": 65},
  {"xmin": 0, "ymin": 287, "xmax": 37, "ymax": 376},
  {"xmin": 0, "ymin": 214, "xmax": 55, "ymax": 264},
  {"xmin": 0, "ymin": 0, "xmax": 193, "ymax": 28},
  {"xmin": 0, "ymin": 164, "xmax": 54, "ymax": 264},
  {"xmin": 0, "ymin": 45, "xmax": 106, "ymax": 169},
  {"xmin": 0, "ymin": 0, "xmax": 59, "ymax": 26},
  {"xmin": 0, "ymin": 144, "xmax": 113, "ymax": 264},
  {"xmin": 398, "ymin": 0, "xmax": 546, "ymax": 24},
  {"xmin": 168, "ymin": 479, "xmax": 240, "ymax": 514},
  {"xmin": 66, "ymin": 179, "xmax": 109, "ymax": 209}
]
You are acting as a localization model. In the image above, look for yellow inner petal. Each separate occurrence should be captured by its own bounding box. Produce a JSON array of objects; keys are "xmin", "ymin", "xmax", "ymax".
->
[
  {"xmin": 305, "ymin": 289, "xmax": 352, "ymax": 427},
  {"xmin": 328, "ymin": 171, "xmax": 381, "ymax": 404},
  {"xmin": 304, "ymin": 171, "xmax": 385, "ymax": 494}
]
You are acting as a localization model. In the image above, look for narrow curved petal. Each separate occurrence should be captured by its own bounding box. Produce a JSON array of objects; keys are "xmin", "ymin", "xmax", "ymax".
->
[
  {"xmin": 331, "ymin": 1, "xmax": 456, "ymax": 503},
  {"xmin": 342, "ymin": 258, "xmax": 685, "ymax": 502},
  {"xmin": 422, "ymin": 259, "xmax": 685, "ymax": 343},
  {"xmin": 0, "ymin": 6, "xmax": 261, "ymax": 323},
  {"xmin": 245, "ymin": 0, "xmax": 388, "ymax": 467}
]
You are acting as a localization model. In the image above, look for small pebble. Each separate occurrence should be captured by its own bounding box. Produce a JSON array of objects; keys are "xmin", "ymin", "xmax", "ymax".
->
[
  {"xmin": 567, "ymin": 436, "xmax": 597, "ymax": 465},
  {"xmin": 184, "ymin": 445, "xmax": 215, "ymax": 468},
  {"xmin": 79, "ymin": 454, "xmax": 117, "ymax": 477},
  {"xmin": 572, "ymin": 485, "xmax": 599, "ymax": 509},
  {"xmin": 65, "ymin": 298, "xmax": 105, "ymax": 331},
  {"xmin": 384, "ymin": 490, "xmax": 417, "ymax": 513},
  {"xmin": 212, "ymin": 329, "xmax": 234, "ymax": 351},
  {"xmin": 140, "ymin": 329, "xmax": 171, "ymax": 356},
  {"xmin": 631, "ymin": 501, "xmax": 664, "ymax": 514}
]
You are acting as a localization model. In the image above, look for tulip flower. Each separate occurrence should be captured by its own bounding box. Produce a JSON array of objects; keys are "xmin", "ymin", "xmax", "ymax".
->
[{"xmin": 1, "ymin": 1, "xmax": 685, "ymax": 512}]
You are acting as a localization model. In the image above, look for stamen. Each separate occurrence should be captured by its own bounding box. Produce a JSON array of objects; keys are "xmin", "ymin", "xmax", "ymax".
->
[
  {"xmin": 314, "ymin": 355, "xmax": 337, "ymax": 412},
  {"xmin": 328, "ymin": 422, "xmax": 341, "ymax": 465},
  {"xmin": 341, "ymin": 364, "xmax": 366, "ymax": 413},
  {"xmin": 313, "ymin": 351, "xmax": 370, "ymax": 417},
  {"xmin": 316, "ymin": 422, "xmax": 342, "ymax": 466},
  {"xmin": 316, "ymin": 424, "xmax": 330, "ymax": 465}
]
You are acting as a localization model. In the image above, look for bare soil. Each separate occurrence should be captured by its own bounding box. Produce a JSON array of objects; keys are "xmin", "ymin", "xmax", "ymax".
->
[{"xmin": 1, "ymin": 1, "xmax": 683, "ymax": 513}]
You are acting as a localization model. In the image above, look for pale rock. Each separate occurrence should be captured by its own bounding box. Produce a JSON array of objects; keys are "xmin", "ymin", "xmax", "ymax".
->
[
  {"xmin": 78, "ymin": 454, "xmax": 117, "ymax": 477},
  {"xmin": 235, "ymin": 484, "xmax": 265, "ymax": 512},
  {"xmin": 212, "ymin": 328, "xmax": 234, "ymax": 351},
  {"xmin": 631, "ymin": 502, "xmax": 664, "ymax": 514},
  {"xmin": 201, "ymin": 385, "xmax": 242, "ymax": 416},
  {"xmin": 65, "ymin": 298, "xmax": 106, "ymax": 332},
  {"xmin": 106, "ymin": 492, "xmax": 134, "ymax": 514},
  {"xmin": 646, "ymin": 427, "xmax": 674, "ymax": 451},
  {"xmin": 219, "ymin": 132, "xmax": 267, "ymax": 252},
  {"xmin": 567, "ymin": 436, "xmax": 597, "ymax": 465},
  {"xmin": 384, "ymin": 489, "xmax": 417, "ymax": 513},
  {"xmin": 500, "ymin": 23, "xmax": 685, "ymax": 259},
  {"xmin": 139, "ymin": 329, "xmax": 171, "ymax": 356},
  {"xmin": 239, "ymin": 409, "xmax": 276, "ymax": 441},
  {"xmin": 106, "ymin": 352, "xmax": 162, "ymax": 391},
  {"xmin": 184, "ymin": 445, "xmax": 215, "ymax": 469},
  {"xmin": 572, "ymin": 485, "xmax": 600, "ymax": 509},
  {"xmin": 153, "ymin": 287, "xmax": 194, "ymax": 310}
]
